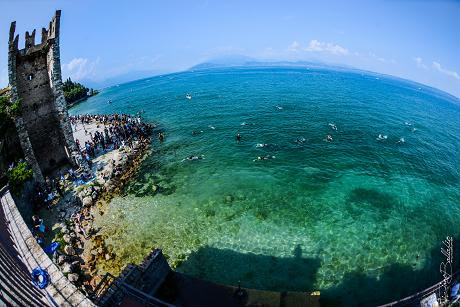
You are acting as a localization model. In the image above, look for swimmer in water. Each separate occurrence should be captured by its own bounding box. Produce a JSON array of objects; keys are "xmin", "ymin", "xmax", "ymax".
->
[
  {"xmin": 295, "ymin": 137, "xmax": 306, "ymax": 144},
  {"xmin": 253, "ymin": 155, "xmax": 276, "ymax": 161},
  {"xmin": 256, "ymin": 143, "xmax": 268, "ymax": 148},
  {"xmin": 324, "ymin": 135, "xmax": 333, "ymax": 142},
  {"xmin": 182, "ymin": 155, "xmax": 205, "ymax": 162},
  {"xmin": 192, "ymin": 130, "xmax": 203, "ymax": 136},
  {"xmin": 376, "ymin": 134, "xmax": 388, "ymax": 141},
  {"xmin": 328, "ymin": 123, "xmax": 337, "ymax": 131},
  {"xmin": 236, "ymin": 133, "xmax": 242, "ymax": 141},
  {"xmin": 396, "ymin": 137, "xmax": 405, "ymax": 144}
]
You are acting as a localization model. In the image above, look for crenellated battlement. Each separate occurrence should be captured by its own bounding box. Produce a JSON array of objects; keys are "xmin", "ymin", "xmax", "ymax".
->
[
  {"xmin": 25, "ymin": 29, "xmax": 35, "ymax": 49},
  {"xmin": 8, "ymin": 10, "xmax": 61, "ymax": 54},
  {"xmin": 7, "ymin": 9, "xmax": 86, "ymax": 181}
]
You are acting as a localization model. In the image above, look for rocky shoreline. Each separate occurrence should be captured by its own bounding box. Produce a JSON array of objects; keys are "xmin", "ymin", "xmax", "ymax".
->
[{"xmin": 37, "ymin": 116, "xmax": 155, "ymax": 294}]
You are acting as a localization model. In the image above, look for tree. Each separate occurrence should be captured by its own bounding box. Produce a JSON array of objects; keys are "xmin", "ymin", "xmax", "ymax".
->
[{"xmin": 62, "ymin": 77, "xmax": 90, "ymax": 104}]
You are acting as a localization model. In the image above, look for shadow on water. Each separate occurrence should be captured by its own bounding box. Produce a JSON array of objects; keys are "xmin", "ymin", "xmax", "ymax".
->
[
  {"xmin": 177, "ymin": 244, "xmax": 321, "ymax": 292},
  {"xmin": 176, "ymin": 237, "xmax": 460, "ymax": 307},
  {"xmin": 321, "ymin": 236, "xmax": 460, "ymax": 307}
]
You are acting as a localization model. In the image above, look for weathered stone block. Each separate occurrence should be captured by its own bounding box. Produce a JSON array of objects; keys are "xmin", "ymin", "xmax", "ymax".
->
[{"xmin": 8, "ymin": 10, "xmax": 88, "ymax": 180}]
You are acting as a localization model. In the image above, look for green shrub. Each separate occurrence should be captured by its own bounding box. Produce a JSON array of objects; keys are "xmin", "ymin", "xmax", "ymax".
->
[
  {"xmin": 8, "ymin": 162, "xmax": 33, "ymax": 195},
  {"xmin": 0, "ymin": 95, "xmax": 22, "ymax": 119},
  {"xmin": 9, "ymin": 98, "xmax": 22, "ymax": 117}
]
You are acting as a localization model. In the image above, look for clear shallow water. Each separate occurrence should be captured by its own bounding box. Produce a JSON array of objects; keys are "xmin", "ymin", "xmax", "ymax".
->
[{"xmin": 71, "ymin": 67, "xmax": 460, "ymax": 305}]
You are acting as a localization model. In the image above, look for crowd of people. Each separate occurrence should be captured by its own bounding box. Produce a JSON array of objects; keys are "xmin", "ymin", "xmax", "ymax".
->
[
  {"xmin": 30, "ymin": 175, "xmax": 66, "ymax": 244},
  {"xmin": 25, "ymin": 113, "xmax": 155, "ymax": 245},
  {"xmin": 31, "ymin": 175, "xmax": 64, "ymax": 213},
  {"xmin": 70, "ymin": 113, "xmax": 154, "ymax": 167}
]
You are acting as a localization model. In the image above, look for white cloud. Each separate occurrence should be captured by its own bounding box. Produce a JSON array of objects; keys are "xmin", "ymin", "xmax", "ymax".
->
[
  {"xmin": 286, "ymin": 40, "xmax": 349, "ymax": 56},
  {"xmin": 62, "ymin": 57, "xmax": 100, "ymax": 81},
  {"xmin": 285, "ymin": 41, "xmax": 397, "ymax": 65},
  {"xmin": 432, "ymin": 61, "xmax": 460, "ymax": 80},
  {"xmin": 413, "ymin": 57, "xmax": 428, "ymax": 69},
  {"xmin": 287, "ymin": 41, "xmax": 301, "ymax": 52},
  {"xmin": 413, "ymin": 57, "xmax": 460, "ymax": 82},
  {"xmin": 305, "ymin": 39, "xmax": 349, "ymax": 55}
]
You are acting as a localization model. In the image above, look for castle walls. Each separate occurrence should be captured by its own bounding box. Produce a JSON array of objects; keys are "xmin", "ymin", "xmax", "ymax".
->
[
  {"xmin": 8, "ymin": 22, "xmax": 45, "ymax": 183},
  {"xmin": 46, "ymin": 11, "xmax": 85, "ymax": 172},
  {"xmin": 7, "ymin": 10, "xmax": 87, "ymax": 180},
  {"xmin": 15, "ymin": 51, "xmax": 70, "ymax": 173}
]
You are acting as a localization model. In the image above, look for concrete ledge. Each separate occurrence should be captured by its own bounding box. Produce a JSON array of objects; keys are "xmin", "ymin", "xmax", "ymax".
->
[{"xmin": 0, "ymin": 187, "xmax": 95, "ymax": 307}]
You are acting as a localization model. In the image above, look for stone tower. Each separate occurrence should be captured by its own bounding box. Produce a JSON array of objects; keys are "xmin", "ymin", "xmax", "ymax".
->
[{"xmin": 8, "ymin": 10, "xmax": 85, "ymax": 182}]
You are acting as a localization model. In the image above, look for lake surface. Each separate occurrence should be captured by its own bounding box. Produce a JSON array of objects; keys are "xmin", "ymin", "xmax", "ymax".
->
[{"xmin": 71, "ymin": 66, "xmax": 460, "ymax": 305}]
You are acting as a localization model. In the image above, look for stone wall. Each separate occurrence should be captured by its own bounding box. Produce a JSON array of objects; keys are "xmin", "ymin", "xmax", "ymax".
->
[
  {"xmin": 7, "ymin": 10, "xmax": 86, "ymax": 180},
  {"xmin": 0, "ymin": 186, "xmax": 96, "ymax": 307},
  {"xmin": 16, "ymin": 52, "xmax": 69, "ymax": 172},
  {"xmin": 8, "ymin": 22, "xmax": 45, "ymax": 184}
]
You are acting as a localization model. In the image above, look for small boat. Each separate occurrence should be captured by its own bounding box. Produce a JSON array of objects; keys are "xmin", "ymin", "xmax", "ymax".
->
[{"xmin": 186, "ymin": 94, "xmax": 192, "ymax": 100}]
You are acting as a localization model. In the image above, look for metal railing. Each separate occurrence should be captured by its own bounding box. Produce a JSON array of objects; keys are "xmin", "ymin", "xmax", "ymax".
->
[
  {"xmin": 378, "ymin": 271, "xmax": 460, "ymax": 306},
  {"xmin": 91, "ymin": 272, "xmax": 175, "ymax": 307},
  {"xmin": 90, "ymin": 272, "xmax": 116, "ymax": 301}
]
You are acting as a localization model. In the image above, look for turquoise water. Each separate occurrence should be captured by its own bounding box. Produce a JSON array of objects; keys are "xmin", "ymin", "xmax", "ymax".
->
[{"xmin": 71, "ymin": 67, "xmax": 460, "ymax": 305}]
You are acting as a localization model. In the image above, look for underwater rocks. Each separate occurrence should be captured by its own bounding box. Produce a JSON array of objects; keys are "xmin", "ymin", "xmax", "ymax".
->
[{"xmin": 85, "ymin": 234, "xmax": 116, "ymax": 274}]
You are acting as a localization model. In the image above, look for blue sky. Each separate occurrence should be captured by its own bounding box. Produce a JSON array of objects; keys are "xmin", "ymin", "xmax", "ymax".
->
[{"xmin": 1, "ymin": 0, "xmax": 459, "ymax": 97}]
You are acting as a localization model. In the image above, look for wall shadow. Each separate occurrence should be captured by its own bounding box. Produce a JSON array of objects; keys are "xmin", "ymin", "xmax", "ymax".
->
[
  {"xmin": 177, "ymin": 244, "xmax": 321, "ymax": 292},
  {"xmin": 176, "ymin": 236, "xmax": 460, "ymax": 306},
  {"xmin": 320, "ymin": 236, "xmax": 460, "ymax": 306}
]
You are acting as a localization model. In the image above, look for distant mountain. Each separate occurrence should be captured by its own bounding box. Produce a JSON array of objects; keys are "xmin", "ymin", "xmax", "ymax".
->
[
  {"xmin": 190, "ymin": 58, "xmax": 460, "ymax": 103},
  {"xmin": 189, "ymin": 55, "xmax": 257, "ymax": 70},
  {"xmin": 189, "ymin": 57, "xmax": 353, "ymax": 72}
]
